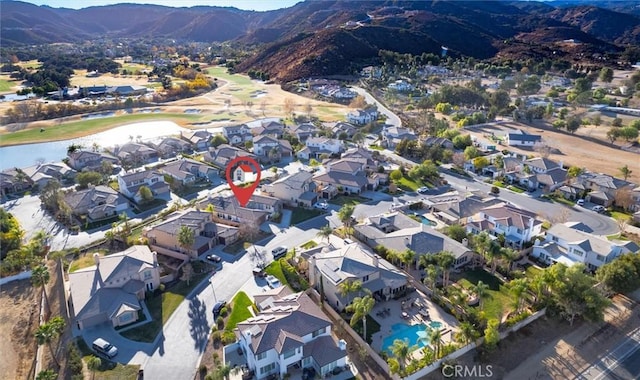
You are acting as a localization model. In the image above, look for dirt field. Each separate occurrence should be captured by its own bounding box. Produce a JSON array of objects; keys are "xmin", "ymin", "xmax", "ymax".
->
[
  {"xmin": 468, "ymin": 120, "xmax": 640, "ymax": 183},
  {"xmin": 0, "ymin": 278, "xmax": 40, "ymax": 380}
]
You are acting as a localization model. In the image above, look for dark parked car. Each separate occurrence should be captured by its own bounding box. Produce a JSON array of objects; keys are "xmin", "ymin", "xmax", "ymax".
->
[
  {"xmin": 206, "ymin": 254, "xmax": 222, "ymax": 263},
  {"xmin": 212, "ymin": 301, "xmax": 227, "ymax": 317}
]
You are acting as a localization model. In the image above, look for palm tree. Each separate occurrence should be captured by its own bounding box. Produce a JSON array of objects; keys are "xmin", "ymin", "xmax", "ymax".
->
[
  {"xmin": 473, "ymin": 232, "xmax": 492, "ymax": 262},
  {"xmin": 509, "ymin": 278, "xmax": 529, "ymax": 313},
  {"xmin": 474, "ymin": 281, "xmax": 490, "ymax": 310},
  {"xmin": 401, "ymin": 249, "xmax": 416, "ymax": 270},
  {"xmin": 501, "ymin": 248, "xmax": 520, "ymax": 272},
  {"xmin": 36, "ymin": 370, "xmax": 57, "ymax": 380},
  {"xmin": 390, "ymin": 338, "xmax": 411, "ymax": 372},
  {"xmin": 448, "ymin": 287, "xmax": 467, "ymax": 317},
  {"xmin": 346, "ymin": 295, "xmax": 375, "ymax": 341},
  {"xmin": 337, "ymin": 204, "xmax": 355, "ymax": 234},
  {"xmin": 177, "ymin": 225, "xmax": 195, "ymax": 254},
  {"xmin": 529, "ymin": 273, "xmax": 547, "ymax": 304},
  {"xmin": 435, "ymin": 251, "xmax": 456, "ymax": 287},
  {"xmin": 87, "ymin": 355, "xmax": 102, "ymax": 380},
  {"xmin": 429, "ymin": 328, "xmax": 443, "ymax": 359},
  {"xmin": 316, "ymin": 225, "xmax": 334, "ymax": 244},
  {"xmin": 487, "ymin": 242, "xmax": 502, "ymax": 274},
  {"xmin": 35, "ymin": 316, "xmax": 65, "ymax": 368},
  {"xmin": 31, "ymin": 264, "xmax": 51, "ymax": 315},
  {"xmin": 338, "ymin": 279, "xmax": 366, "ymax": 306},
  {"xmin": 455, "ymin": 321, "xmax": 478, "ymax": 345}
]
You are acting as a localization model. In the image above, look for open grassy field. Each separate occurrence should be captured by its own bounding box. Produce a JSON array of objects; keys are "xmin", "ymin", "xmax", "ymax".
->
[
  {"xmin": 0, "ymin": 77, "xmax": 15, "ymax": 92},
  {"xmin": 70, "ymin": 69, "xmax": 159, "ymax": 88},
  {"xmin": 0, "ymin": 112, "xmax": 203, "ymax": 146}
]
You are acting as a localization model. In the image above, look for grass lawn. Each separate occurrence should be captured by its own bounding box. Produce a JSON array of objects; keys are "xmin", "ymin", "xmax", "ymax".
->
[
  {"xmin": 265, "ymin": 260, "xmax": 288, "ymax": 286},
  {"xmin": 507, "ymin": 185, "xmax": 525, "ymax": 194},
  {"xmin": 456, "ymin": 269, "xmax": 512, "ymax": 322},
  {"xmin": 368, "ymin": 144, "xmax": 384, "ymax": 151},
  {"xmin": 69, "ymin": 252, "xmax": 105, "ymax": 273},
  {"xmin": 206, "ymin": 66, "xmax": 254, "ymax": 86},
  {"xmin": 0, "ymin": 113, "xmax": 203, "ymax": 147},
  {"xmin": 609, "ymin": 210, "xmax": 631, "ymax": 222},
  {"xmin": 289, "ymin": 207, "xmax": 323, "ymax": 225},
  {"xmin": 225, "ymin": 291, "xmax": 255, "ymax": 331},
  {"xmin": 0, "ymin": 78, "xmax": 14, "ymax": 92},
  {"xmin": 524, "ymin": 265, "xmax": 543, "ymax": 280},
  {"xmin": 300, "ymin": 240, "xmax": 318, "ymax": 249},
  {"xmin": 120, "ymin": 273, "xmax": 208, "ymax": 342},
  {"xmin": 328, "ymin": 195, "xmax": 370, "ymax": 206},
  {"xmin": 393, "ymin": 175, "xmax": 429, "ymax": 192},
  {"xmin": 351, "ymin": 315, "xmax": 381, "ymax": 345},
  {"xmin": 76, "ymin": 338, "xmax": 140, "ymax": 379}
]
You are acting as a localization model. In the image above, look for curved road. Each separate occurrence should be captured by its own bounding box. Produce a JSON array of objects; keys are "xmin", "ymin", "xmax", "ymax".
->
[{"xmin": 352, "ymin": 86, "xmax": 401, "ymax": 128}]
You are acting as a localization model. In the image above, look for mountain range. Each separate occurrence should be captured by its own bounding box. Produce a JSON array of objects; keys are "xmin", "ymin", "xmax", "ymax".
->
[{"xmin": 2, "ymin": 0, "xmax": 640, "ymax": 82}]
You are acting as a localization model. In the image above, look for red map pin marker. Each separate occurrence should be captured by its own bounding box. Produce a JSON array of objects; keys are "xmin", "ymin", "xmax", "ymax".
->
[{"xmin": 225, "ymin": 156, "xmax": 262, "ymax": 207}]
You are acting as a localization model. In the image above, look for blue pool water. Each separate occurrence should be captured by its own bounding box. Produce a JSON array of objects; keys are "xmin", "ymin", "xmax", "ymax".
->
[
  {"xmin": 382, "ymin": 323, "xmax": 436, "ymax": 353},
  {"xmin": 420, "ymin": 216, "xmax": 437, "ymax": 226}
]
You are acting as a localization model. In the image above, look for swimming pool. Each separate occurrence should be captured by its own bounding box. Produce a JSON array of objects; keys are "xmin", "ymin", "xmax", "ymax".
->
[{"xmin": 382, "ymin": 321, "xmax": 446, "ymax": 353}]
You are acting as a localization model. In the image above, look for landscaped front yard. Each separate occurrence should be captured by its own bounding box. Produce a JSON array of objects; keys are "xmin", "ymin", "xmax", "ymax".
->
[
  {"xmin": 289, "ymin": 207, "xmax": 324, "ymax": 225},
  {"xmin": 76, "ymin": 338, "xmax": 141, "ymax": 380},
  {"xmin": 225, "ymin": 291, "xmax": 255, "ymax": 332},
  {"xmin": 455, "ymin": 269, "xmax": 513, "ymax": 322},
  {"xmin": 328, "ymin": 195, "xmax": 371, "ymax": 206}
]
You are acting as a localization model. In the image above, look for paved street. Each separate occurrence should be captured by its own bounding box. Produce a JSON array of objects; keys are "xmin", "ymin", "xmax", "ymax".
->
[
  {"xmin": 573, "ymin": 326, "xmax": 640, "ymax": 380},
  {"xmin": 352, "ymin": 86, "xmax": 401, "ymax": 128}
]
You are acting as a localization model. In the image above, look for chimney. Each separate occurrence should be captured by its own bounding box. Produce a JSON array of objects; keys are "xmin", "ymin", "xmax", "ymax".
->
[
  {"xmin": 462, "ymin": 238, "xmax": 469, "ymax": 247},
  {"xmin": 338, "ymin": 339, "xmax": 347, "ymax": 351},
  {"xmin": 93, "ymin": 253, "xmax": 100, "ymax": 266},
  {"xmin": 372, "ymin": 254, "xmax": 379, "ymax": 268},
  {"xmin": 153, "ymin": 251, "xmax": 158, "ymax": 266}
]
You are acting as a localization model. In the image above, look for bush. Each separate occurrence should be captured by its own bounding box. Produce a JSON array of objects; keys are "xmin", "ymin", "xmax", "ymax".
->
[
  {"xmin": 216, "ymin": 316, "xmax": 224, "ymax": 329},
  {"xmin": 219, "ymin": 307, "xmax": 228, "ymax": 317},
  {"xmin": 67, "ymin": 342, "xmax": 83, "ymax": 375},
  {"xmin": 221, "ymin": 330, "xmax": 236, "ymax": 345},
  {"xmin": 199, "ymin": 364, "xmax": 208, "ymax": 375}
]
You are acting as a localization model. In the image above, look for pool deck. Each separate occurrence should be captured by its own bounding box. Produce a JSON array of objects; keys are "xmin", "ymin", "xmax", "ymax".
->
[{"xmin": 370, "ymin": 289, "xmax": 459, "ymax": 354}]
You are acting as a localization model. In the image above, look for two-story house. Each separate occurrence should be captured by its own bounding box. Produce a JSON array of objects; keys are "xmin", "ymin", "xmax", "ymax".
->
[
  {"xmin": 144, "ymin": 210, "xmax": 239, "ymax": 259},
  {"xmin": 150, "ymin": 137, "xmax": 193, "ymax": 158},
  {"xmin": 466, "ymin": 203, "xmax": 543, "ymax": 248},
  {"xmin": 180, "ymin": 130, "xmax": 212, "ymax": 151},
  {"xmin": 346, "ymin": 108, "xmax": 378, "ymax": 125},
  {"xmin": 354, "ymin": 212, "xmax": 475, "ymax": 270},
  {"xmin": 234, "ymin": 290, "xmax": 347, "ymax": 379},
  {"xmin": 387, "ymin": 80, "xmax": 413, "ymax": 92},
  {"xmin": 324, "ymin": 122, "xmax": 357, "ymax": 139},
  {"xmin": 252, "ymin": 135, "xmax": 293, "ymax": 163},
  {"xmin": 579, "ymin": 172, "xmax": 634, "ymax": 207},
  {"xmin": 22, "ymin": 162, "xmax": 76, "ymax": 189},
  {"xmin": 0, "ymin": 168, "xmax": 33, "ymax": 197},
  {"xmin": 505, "ymin": 157, "xmax": 567, "ymax": 192},
  {"xmin": 287, "ymin": 123, "xmax": 319, "ymax": 142},
  {"xmin": 204, "ymin": 144, "xmax": 256, "ymax": 171},
  {"xmin": 67, "ymin": 150, "xmax": 119, "ymax": 172},
  {"xmin": 114, "ymin": 143, "xmax": 159, "ymax": 169},
  {"xmin": 199, "ymin": 192, "xmax": 282, "ymax": 228},
  {"xmin": 69, "ymin": 245, "xmax": 161, "ymax": 330},
  {"xmin": 381, "ymin": 126, "xmax": 416, "ymax": 149},
  {"xmin": 532, "ymin": 222, "xmax": 639, "ymax": 271},
  {"xmin": 428, "ymin": 192, "xmax": 502, "ymax": 225},
  {"xmin": 262, "ymin": 170, "xmax": 317, "ymax": 208},
  {"xmin": 252, "ymin": 121, "xmax": 285, "ymax": 138},
  {"xmin": 297, "ymin": 137, "xmax": 344, "ymax": 160},
  {"xmin": 117, "ymin": 170, "xmax": 170, "ymax": 204},
  {"xmin": 312, "ymin": 158, "xmax": 370, "ymax": 197},
  {"xmin": 222, "ymin": 124, "xmax": 252, "ymax": 145},
  {"xmin": 63, "ymin": 185, "xmax": 130, "ymax": 222},
  {"xmin": 158, "ymin": 158, "xmax": 218, "ymax": 185},
  {"xmin": 308, "ymin": 243, "xmax": 407, "ymax": 311}
]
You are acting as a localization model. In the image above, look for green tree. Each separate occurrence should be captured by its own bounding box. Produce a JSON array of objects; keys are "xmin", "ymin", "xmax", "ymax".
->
[
  {"xmin": 316, "ymin": 225, "xmax": 333, "ymax": 244},
  {"xmin": 434, "ymin": 251, "xmax": 456, "ymax": 286},
  {"xmin": 464, "ymin": 146, "xmax": 480, "ymax": 160},
  {"xmin": 435, "ymin": 102, "xmax": 452, "ymax": 115},
  {"xmin": 567, "ymin": 166, "xmax": 584, "ymax": 182},
  {"xmin": 346, "ymin": 295, "xmax": 375, "ymax": 340},
  {"xmin": 596, "ymin": 254, "xmax": 640, "ymax": 293},
  {"xmin": 452, "ymin": 134, "xmax": 472, "ymax": 149},
  {"xmin": 31, "ymin": 264, "xmax": 51, "ymax": 315},
  {"xmin": 444, "ymin": 224, "xmax": 467, "ymax": 243},
  {"xmin": 474, "ymin": 281, "xmax": 490, "ymax": 310},
  {"xmin": 338, "ymin": 279, "xmax": 366, "ymax": 306},
  {"xmin": 337, "ymin": 204, "xmax": 355, "ymax": 232},
  {"xmin": 612, "ymin": 117, "xmax": 623, "ymax": 127},
  {"xmin": 599, "ymin": 67, "xmax": 614, "ymax": 83},
  {"xmin": 210, "ymin": 134, "xmax": 228, "ymax": 147},
  {"xmin": 36, "ymin": 370, "xmax": 57, "ymax": 380},
  {"xmin": 455, "ymin": 321, "xmax": 479, "ymax": 345},
  {"xmin": 483, "ymin": 318, "xmax": 500, "ymax": 351},
  {"xmin": 138, "ymin": 185, "xmax": 153, "ymax": 203},
  {"xmin": 0, "ymin": 209, "xmax": 24, "ymax": 259},
  {"xmin": 508, "ymin": 278, "xmax": 529, "ymax": 313},
  {"xmin": 619, "ymin": 165, "xmax": 633, "ymax": 181},
  {"xmin": 565, "ymin": 116, "xmax": 581, "ymax": 134},
  {"xmin": 389, "ymin": 338, "xmax": 411, "ymax": 374},
  {"xmin": 76, "ymin": 171, "xmax": 103, "ymax": 189},
  {"xmin": 35, "ymin": 316, "xmax": 65, "ymax": 368},
  {"xmin": 472, "ymin": 156, "xmax": 489, "ymax": 171},
  {"xmin": 38, "ymin": 180, "xmax": 62, "ymax": 213},
  {"xmin": 177, "ymin": 225, "xmax": 195, "ymax": 254},
  {"xmin": 516, "ymin": 75, "xmax": 541, "ymax": 95},
  {"xmin": 574, "ymin": 78, "xmax": 592, "ymax": 93},
  {"xmin": 87, "ymin": 355, "xmax": 102, "ymax": 380},
  {"xmin": 429, "ymin": 327, "xmax": 443, "ymax": 358},
  {"xmin": 390, "ymin": 169, "xmax": 403, "ymax": 181},
  {"xmin": 620, "ymin": 126, "xmax": 639, "ymax": 142}
]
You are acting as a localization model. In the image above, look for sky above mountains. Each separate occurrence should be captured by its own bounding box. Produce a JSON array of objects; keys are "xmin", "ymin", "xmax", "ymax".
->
[{"xmin": 13, "ymin": 0, "xmax": 302, "ymax": 11}]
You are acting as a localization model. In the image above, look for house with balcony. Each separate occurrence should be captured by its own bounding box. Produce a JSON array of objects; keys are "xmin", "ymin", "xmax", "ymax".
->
[
  {"xmin": 466, "ymin": 203, "xmax": 543, "ymax": 248},
  {"xmin": 144, "ymin": 210, "xmax": 238, "ymax": 259},
  {"xmin": 63, "ymin": 185, "xmax": 130, "ymax": 222},
  {"xmin": 297, "ymin": 137, "xmax": 344, "ymax": 160},
  {"xmin": 234, "ymin": 290, "xmax": 347, "ymax": 379},
  {"xmin": 117, "ymin": 170, "xmax": 170, "ymax": 204},
  {"xmin": 113, "ymin": 143, "xmax": 159, "ymax": 169},
  {"xmin": 308, "ymin": 243, "xmax": 407, "ymax": 311},
  {"xmin": 199, "ymin": 192, "xmax": 282, "ymax": 228},
  {"xmin": 158, "ymin": 158, "xmax": 218, "ymax": 185},
  {"xmin": 67, "ymin": 150, "xmax": 119, "ymax": 172},
  {"xmin": 252, "ymin": 135, "xmax": 293, "ymax": 163},
  {"xmin": 354, "ymin": 212, "xmax": 474, "ymax": 269},
  {"xmin": 531, "ymin": 222, "xmax": 639, "ymax": 271},
  {"xmin": 150, "ymin": 137, "xmax": 193, "ymax": 158},
  {"xmin": 262, "ymin": 170, "xmax": 317, "ymax": 208},
  {"xmin": 180, "ymin": 130, "xmax": 212, "ymax": 150},
  {"xmin": 222, "ymin": 124, "xmax": 252, "ymax": 145},
  {"xmin": 68, "ymin": 245, "xmax": 160, "ymax": 330}
]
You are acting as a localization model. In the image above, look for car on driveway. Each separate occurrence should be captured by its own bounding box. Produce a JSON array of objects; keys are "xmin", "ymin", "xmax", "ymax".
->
[
  {"xmin": 212, "ymin": 301, "xmax": 227, "ymax": 317},
  {"xmin": 592, "ymin": 205, "xmax": 606, "ymax": 213},
  {"xmin": 417, "ymin": 187, "xmax": 429, "ymax": 194},
  {"xmin": 314, "ymin": 201, "xmax": 329, "ymax": 210},
  {"xmin": 206, "ymin": 254, "xmax": 222, "ymax": 263},
  {"xmin": 265, "ymin": 275, "xmax": 282, "ymax": 289},
  {"xmin": 271, "ymin": 246, "xmax": 287, "ymax": 259},
  {"xmin": 576, "ymin": 199, "xmax": 585, "ymax": 206}
]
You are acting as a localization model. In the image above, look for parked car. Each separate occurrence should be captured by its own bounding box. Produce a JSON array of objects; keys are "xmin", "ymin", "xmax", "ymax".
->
[
  {"xmin": 314, "ymin": 201, "xmax": 329, "ymax": 210},
  {"xmin": 271, "ymin": 246, "xmax": 287, "ymax": 258},
  {"xmin": 265, "ymin": 275, "xmax": 282, "ymax": 289},
  {"xmin": 206, "ymin": 254, "xmax": 222, "ymax": 263},
  {"xmin": 417, "ymin": 187, "xmax": 429, "ymax": 194},
  {"xmin": 592, "ymin": 205, "xmax": 606, "ymax": 213},
  {"xmin": 576, "ymin": 199, "xmax": 585, "ymax": 206},
  {"xmin": 92, "ymin": 338, "xmax": 118, "ymax": 359},
  {"xmin": 212, "ymin": 301, "xmax": 227, "ymax": 317}
]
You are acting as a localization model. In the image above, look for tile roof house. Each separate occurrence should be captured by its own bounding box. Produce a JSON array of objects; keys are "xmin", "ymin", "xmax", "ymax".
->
[
  {"xmin": 466, "ymin": 203, "xmax": 543, "ymax": 248},
  {"xmin": 235, "ymin": 291, "xmax": 347, "ymax": 379},
  {"xmin": 577, "ymin": 172, "xmax": 635, "ymax": 207},
  {"xmin": 199, "ymin": 192, "xmax": 282, "ymax": 228},
  {"xmin": 323, "ymin": 122, "xmax": 357, "ymax": 139},
  {"xmin": 423, "ymin": 137, "xmax": 455, "ymax": 150},
  {"xmin": 427, "ymin": 192, "xmax": 502, "ymax": 225},
  {"xmin": 308, "ymin": 243, "xmax": 407, "ymax": 311},
  {"xmin": 150, "ymin": 137, "xmax": 194, "ymax": 158},
  {"xmin": 346, "ymin": 108, "xmax": 378, "ymax": 125},
  {"xmin": 63, "ymin": 185, "xmax": 130, "ymax": 222},
  {"xmin": 22, "ymin": 162, "xmax": 77, "ymax": 188},
  {"xmin": 252, "ymin": 135, "xmax": 293, "ymax": 163},
  {"xmin": 113, "ymin": 143, "xmax": 159, "ymax": 168},
  {"xmin": 222, "ymin": 124, "xmax": 252, "ymax": 145},
  {"xmin": 286, "ymin": 123, "xmax": 319, "ymax": 142},
  {"xmin": 204, "ymin": 144, "xmax": 256, "ymax": 170},
  {"xmin": 0, "ymin": 168, "xmax": 34, "ymax": 197},
  {"xmin": 354, "ymin": 212, "xmax": 474, "ymax": 269},
  {"xmin": 262, "ymin": 170, "xmax": 317, "ymax": 208},
  {"xmin": 252, "ymin": 121, "xmax": 285, "ymax": 138},
  {"xmin": 180, "ymin": 130, "xmax": 212, "ymax": 150},
  {"xmin": 313, "ymin": 158, "xmax": 372, "ymax": 197},
  {"xmin": 381, "ymin": 126, "xmax": 416, "ymax": 149},
  {"xmin": 297, "ymin": 137, "xmax": 344, "ymax": 160},
  {"xmin": 144, "ymin": 210, "xmax": 239, "ymax": 259},
  {"xmin": 69, "ymin": 245, "xmax": 160, "ymax": 330},
  {"xmin": 158, "ymin": 158, "xmax": 219, "ymax": 185},
  {"xmin": 67, "ymin": 150, "xmax": 119, "ymax": 172},
  {"xmin": 117, "ymin": 170, "xmax": 170, "ymax": 204},
  {"xmin": 341, "ymin": 147, "xmax": 379, "ymax": 172},
  {"xmin": 504, "ymin": 157, "xmax": 567, "ymax": 192},
  {"xmin": 532, "ymin": 222, "xmax": 639, "ymax": 271}
]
